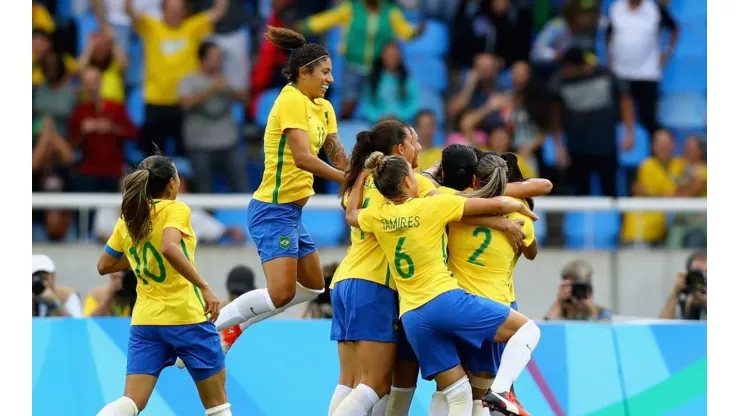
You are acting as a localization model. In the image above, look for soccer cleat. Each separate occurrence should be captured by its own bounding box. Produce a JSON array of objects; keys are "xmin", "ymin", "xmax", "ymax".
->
[
  {"xmin": 175, "ymin": 325, "xmax": 243, "ymax": 370},
  {"xmin": 482, "ymin": 391, "xmax": 530, "ymax": 416}
]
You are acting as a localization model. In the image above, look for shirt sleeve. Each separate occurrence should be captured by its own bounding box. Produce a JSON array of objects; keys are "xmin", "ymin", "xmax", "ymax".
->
[
  {"xmin": 301, "ymin": 3, "xmax": 352, "ymax": 34},
  {"xmin": 277, "ymin": 90, "xmax": 309, "ymax": 132},
  {"xmin": 435, "ymin": 194, "xmax": 466, "ymax": 223},
  {"xmin": 389, "ymin": 7, "xmax": 417, "ymax": 40},
  {"xmin": 417, "ymin": 174, "xmax": 438, "ymax": 197},
  {"xmin": 357, "ymin": 207, "xmax": 375, "ymax": 234},
  {"xmin": 522, "ymin": 218, "xmax": 536, "ymax": 247},
  {"xmin": 185, "ymin": 12, "xmax": 215, "ymax": 42},
  {"xmin": 163, "ymin": 203, "xmax": 193, "ymax": 237},
  {"xmin": 104, "ymin": 219, "xmax": 126, "ymax": 259},
  {"xmin": 325, "ymin": 101, "xmax": 338, "ymax": 134},
  {"xmin": 134, "ymin": 15, "xmax": 157, "ymax": 37}
]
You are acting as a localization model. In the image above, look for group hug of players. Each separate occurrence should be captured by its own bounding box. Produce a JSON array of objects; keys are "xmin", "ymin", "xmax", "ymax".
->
[{"xmin": 94, "ymin": 27, "xmax": 550, "ymax": 416}]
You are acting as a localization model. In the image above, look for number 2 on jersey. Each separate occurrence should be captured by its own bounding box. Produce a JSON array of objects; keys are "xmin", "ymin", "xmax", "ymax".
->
[
  {"xmin": 467, "ymin": 226, "xmax": 492, "ymax": 266},
  {"xmin": 394, "ymin": 237, "xmax": 415, "ymax": 279},
  {"xmin": 129, "ymin": 241, "xmax": 167, "ymax": 285}
]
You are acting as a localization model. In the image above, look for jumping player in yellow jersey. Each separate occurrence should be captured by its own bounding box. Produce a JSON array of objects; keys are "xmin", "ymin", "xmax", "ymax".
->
[
  {"xmin": 211, "ymin": 27, "xmax": 349, "ymax": 351},
  {"xmin": 441, "ymin": 152, "xmax": 540, "ymax": 416},
  {"xmin": 95, "ymin": 154, "xmax": 230, "ymax": 416},
  {"xmin": 345, "ymin": 152, "xmax": 541, "ymax": 416},
  {"xmin": 327, "ymin": 119, "xmax": 436, "ymax": 416}
]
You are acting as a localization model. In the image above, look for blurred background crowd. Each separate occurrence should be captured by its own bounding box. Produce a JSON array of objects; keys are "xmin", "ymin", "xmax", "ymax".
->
[{"xmin": 32, "ymin": 0, "xmax": 707, "ymax": 251}]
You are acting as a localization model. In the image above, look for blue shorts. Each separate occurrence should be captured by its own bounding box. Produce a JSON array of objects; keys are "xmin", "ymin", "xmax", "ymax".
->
[
  {"xmin": 247, "ymin": 199, "xmax": 316, "ymax": 263},
  {"xmin": 330, "ymin": 279, "xmax": 399, "ymax": 343},
  {"xmin": 458, "ymin": 301, "xmax": 519, "ymax": 376},
  {"xmin": 127, "ymin": 322, "xmax": 225, "ymax": 382},
  {"xmin": 401, "ymin": 290, "xmax": 511, "ymax": 380}
]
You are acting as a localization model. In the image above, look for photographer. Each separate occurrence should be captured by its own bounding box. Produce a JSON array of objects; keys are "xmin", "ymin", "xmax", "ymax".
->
[
  {"xmin": 32, "ymin": 254, "xmax": 83, "ymax": 317},
  {"xmin": 302, "ymin": 262, "xmax": 335, "ymax": 319},
  {"xmin": 545, "ymin": 259, "xmax": 613, "ymax": 321},
  {"xmin": 83, "ymin": 270, "xmax": 137, "ymax": 317},
  {"xmin": 660, "ymin": 250, "xmax": 707, "ymax": 320},
  {"xmin": 225, "ymin": 265, "xmax": 256, "ymax": 304}
]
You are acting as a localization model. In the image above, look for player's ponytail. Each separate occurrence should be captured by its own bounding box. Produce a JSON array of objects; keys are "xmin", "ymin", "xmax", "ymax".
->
[
  {"xmin": 265, "ymin": 26, "xmax": 329, "ymax": 84},
  {"xmin": 340, "ymin": 119, "xmax": 410, "ymax": 200},
  {"xmin": 120, "ymin": 154, "xmax": 178, "ymax": 244},
  {"xmin": 365, "ymin": 152, "xmax": 410, "ymax": 199},
  {"xmin": 466, "ymin": 153, "xmax": 508, "ymax": 199}
]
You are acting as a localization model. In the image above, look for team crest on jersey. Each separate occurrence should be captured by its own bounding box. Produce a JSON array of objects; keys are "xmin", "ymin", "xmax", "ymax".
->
[{"xmin": 279, "ymin": 236, "xmax": 291, "ymax": 250}]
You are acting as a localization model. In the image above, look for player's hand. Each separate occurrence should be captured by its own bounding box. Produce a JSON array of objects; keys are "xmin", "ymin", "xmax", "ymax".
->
[
  {"xmin": 672, "ymin": 273, "xmax": 687, "ymax": 296},
  {"xmin": 502, "ymin": 219, "xmax": 526, "ymax": 250},
  {"xmin": 38, "ymin": 286, "xmax": 60, "ymax": 306},
  {"xmin": 518, "ymin": 203, "xmax": 539, "ymax": 222},
  {"xmin": 201, "ymin": 286, "xmax": 220, "ymax": 323},
  {"xmin": 81, "ymin": 118, "xmax": 98, "ymax": 134}
]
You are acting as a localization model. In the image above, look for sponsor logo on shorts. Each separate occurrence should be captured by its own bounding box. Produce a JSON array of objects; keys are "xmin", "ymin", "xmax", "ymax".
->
[{"xmin": 279, "ymin": 236, "xmax": 290, "ymax": 250}]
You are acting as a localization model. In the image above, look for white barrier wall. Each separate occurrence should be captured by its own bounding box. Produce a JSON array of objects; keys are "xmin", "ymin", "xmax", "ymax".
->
[{"xmin": 33, "ymin": 244, "xmax": 694, "ymax": 318}]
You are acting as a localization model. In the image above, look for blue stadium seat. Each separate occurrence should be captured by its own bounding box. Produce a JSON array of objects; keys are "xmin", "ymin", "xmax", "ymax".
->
[
  {"xmin": 661, "ymin": 56, "xmax": 706, "ymax": 94},
  {"xmin": 401, "ymin": 19, "xmax": 449, "ymax": 57},
  {"xmin": 669, "ymin": 0, "xmax": 707, "ymax": 22},
  {"xmin": 126, "ymin": 87, "xmax": 145, "ymax": 126},
  {"xmin": 673, "ymin": 20, "xmax": 706, "ymax": 59},
  {"xmin": 541, "ymin": 134, "xmax": 562, "ymax": 167},
  {"xmin": 326, "ymin": 28, "xmax": 343, "ymax": 57},
  {"xmin": 232, "ymin": 103, "xmax": 244, "ymax": 127},
  {"xmin": 123, "ymin": 141, "xmax": 145, "ymax": 165},
  {"xmin": 75, "ymin": 13, "xmax": 100, "ymax": 55},
  {"xmin": 337, "ymin": 120, "xmax": 371, "ymax": 155},
  {"xmin": 417, "ymin": 88, "xmax": 445, "ymax": 126},
  {"xmin": 56, "ymin": 0, "xmax": 74, "ymax": 21},
  {"xmin": 658, "ymin": 93, "xmax": 707, "ymax": 129},
  {"xmin": 618, "ymin": 123, "xmax": 649, "ymax": 168},
  {"xmin": 255, "ymin": 88, "xmax": 280, "ymax": 127},
  {"xmin": 302, "ymin": 210, "xmax": 346, "ymax": 248},
  {"xmin": 563, "ymin": 211, "xmax": 621, "ymax": 250},
  {"xmin": 126, "ymin": 36, "xmax": 144, "ymax": 86},
  {"xmin": 32, "ymin": 223, "xmax": 47, "ymax": 242},
  {"xmin": 533, "ymin": 211, "xmax": 547, "ymax": 245},
  {"xmin": 405, "ymin": 56, "xmax": 447, "ymax": 92},
  {"xmin": 213, "ymin": 210, "xmax": 253, "ymax": 245}
]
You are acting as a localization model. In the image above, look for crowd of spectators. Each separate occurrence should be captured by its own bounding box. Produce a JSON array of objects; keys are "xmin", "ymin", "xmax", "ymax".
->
[{"xmin": 32, "ymin": 0, "xmax": 706, "ymax": 247}]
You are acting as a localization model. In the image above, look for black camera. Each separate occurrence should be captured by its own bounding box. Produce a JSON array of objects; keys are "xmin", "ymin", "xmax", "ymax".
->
[
  {"xmin": 571, "ymin": 281, "xmax": 592, "ymax": 301},
  {"xmin": 683, "ymin": 270, "xmax": 707, "ymax": 294},
  {"xmin": 32, "ymin": 272, "xmax": 47, "ymax": 296}
]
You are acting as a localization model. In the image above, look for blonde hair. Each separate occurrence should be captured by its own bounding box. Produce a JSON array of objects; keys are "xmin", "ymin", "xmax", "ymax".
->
[{"xmin": 465, "ymin": 153, "xmax": 508, "ymax": 198}]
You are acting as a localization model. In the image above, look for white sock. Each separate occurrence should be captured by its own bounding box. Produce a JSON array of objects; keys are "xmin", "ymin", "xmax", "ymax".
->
[
  {"xmin": 491, "ymin": 320, "xmax": 541, "ymax": 394},
  {"xmin": 205, "ymin": 403, "xmax": 232, "ymax": 415},
  {"xmin": 333, "ymin": 384, "xmax": 379, "ymax": 416},
  {"xmin": 428, "ymin": 392, "xmax": 448, "ymax": 416},
  {"xmin": 386, "ymin": 386, "xmax": 415, "ymax": 416},
  {"xmin": 236, "ymin": 283, "xmax": 324, "ymax": 331},
  {"xmin": 328, "ymin": 385, "xmax": 353, "ymax": 416},
  {"xmin": 370, "ymin": 395, "xmax": 388, "ymax": 416},
  {"xmin": 215, "ymin": 288, "xmax": 276, "ymax": 330},
  {"xmin": 472, "ymin": 400, "xmax": 489, "ymax": 416},
  {"xmin": 443, "ymin": 376, "xmax": 473, "ymax": 416},
  {"xmin": 96, "ymin": 397, "xmax": 139, "ymax": 416}
]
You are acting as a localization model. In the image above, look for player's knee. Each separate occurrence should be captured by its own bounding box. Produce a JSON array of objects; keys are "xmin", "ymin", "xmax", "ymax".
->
[{"xmin": 268, "ymin": 284, "xmax": 296, "ymax": 308}]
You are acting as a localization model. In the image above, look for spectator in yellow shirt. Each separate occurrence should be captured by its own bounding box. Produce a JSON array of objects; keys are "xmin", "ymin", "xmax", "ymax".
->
[
  {"xmin": 32, "ymin": 2, "xmax": 55, "ymax": 33},
  {"xmin": 77, "ymin": 32, "xmax": 128, "ymax": 103},
  {"xmin": 678, "ymin": 135, "xmax": 707, "ymax": 197},
  {"xmin": 622, "ymin": 130, "xmax": 685, "ymax": 244},
  {"xmin": 125, "ymin": 0, "xmax": 229, "ymax": 156},
  {"xmin": 83, "ymin": 271, "xmax": 137, "ymax": 317},
  {"xmin": 415, "ymin": 110, "xmax": 443, "ymax": 171}
]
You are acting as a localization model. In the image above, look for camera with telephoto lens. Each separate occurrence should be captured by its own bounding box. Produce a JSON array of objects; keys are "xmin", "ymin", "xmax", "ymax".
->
[
  {"xmin": 570, "ymin": 281, "xmax": 592, "ymax": 301},
  {"xmin": 683, "ymin": 270, "xmax": 707, "ymax": 294},
  {"xmin": 32, "ymin": 272, "xmax": 48, "ymax": 296}
]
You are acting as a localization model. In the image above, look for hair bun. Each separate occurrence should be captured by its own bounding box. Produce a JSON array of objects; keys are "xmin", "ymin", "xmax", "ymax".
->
[{"xmin": 364, "ymin": 151, "xmax": 385, "ymax": 171}]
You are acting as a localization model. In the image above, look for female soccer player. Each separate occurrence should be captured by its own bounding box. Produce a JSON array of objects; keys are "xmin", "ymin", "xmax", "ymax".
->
[
  {"xmin": 443, "ymin": 152, "xmax": 539, "ymax": 416},
  {"xmin": 344, "ymin": 152, "xmax": 541, "ymax": 416},
  {"xmin": 95, "ymin": 154, "xmax": 230, "ymax": 416},
  {"xmin": 328, "ymin": 119, "xmax": 436, "ymax": 416},
  {"xmin": 213, "ymin": 27, "xmax": 349, "ymax": 350}
]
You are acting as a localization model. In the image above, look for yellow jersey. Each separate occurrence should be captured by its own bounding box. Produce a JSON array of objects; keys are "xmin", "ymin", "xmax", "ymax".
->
[
  {"xmin": 105, "ymin": 200, "xmax": 207, "ymax": 325},
  {"xmin": 136, "ymin": 13, "xmax": 213, "ymax": 105},
  {"xmin": 357, "ymin": 194, "xmax": 466, "ymax": 315},
  {"xmin": 446, "ymin": 195, "xmax": 535, "ymax": 305},
  {"xmin": 253, "ymin": 84, "xmax": 338, "ymax": 204},
  {"xmin": 332, "ymin": 174, "xmax": 438, "ymax": 290}
]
